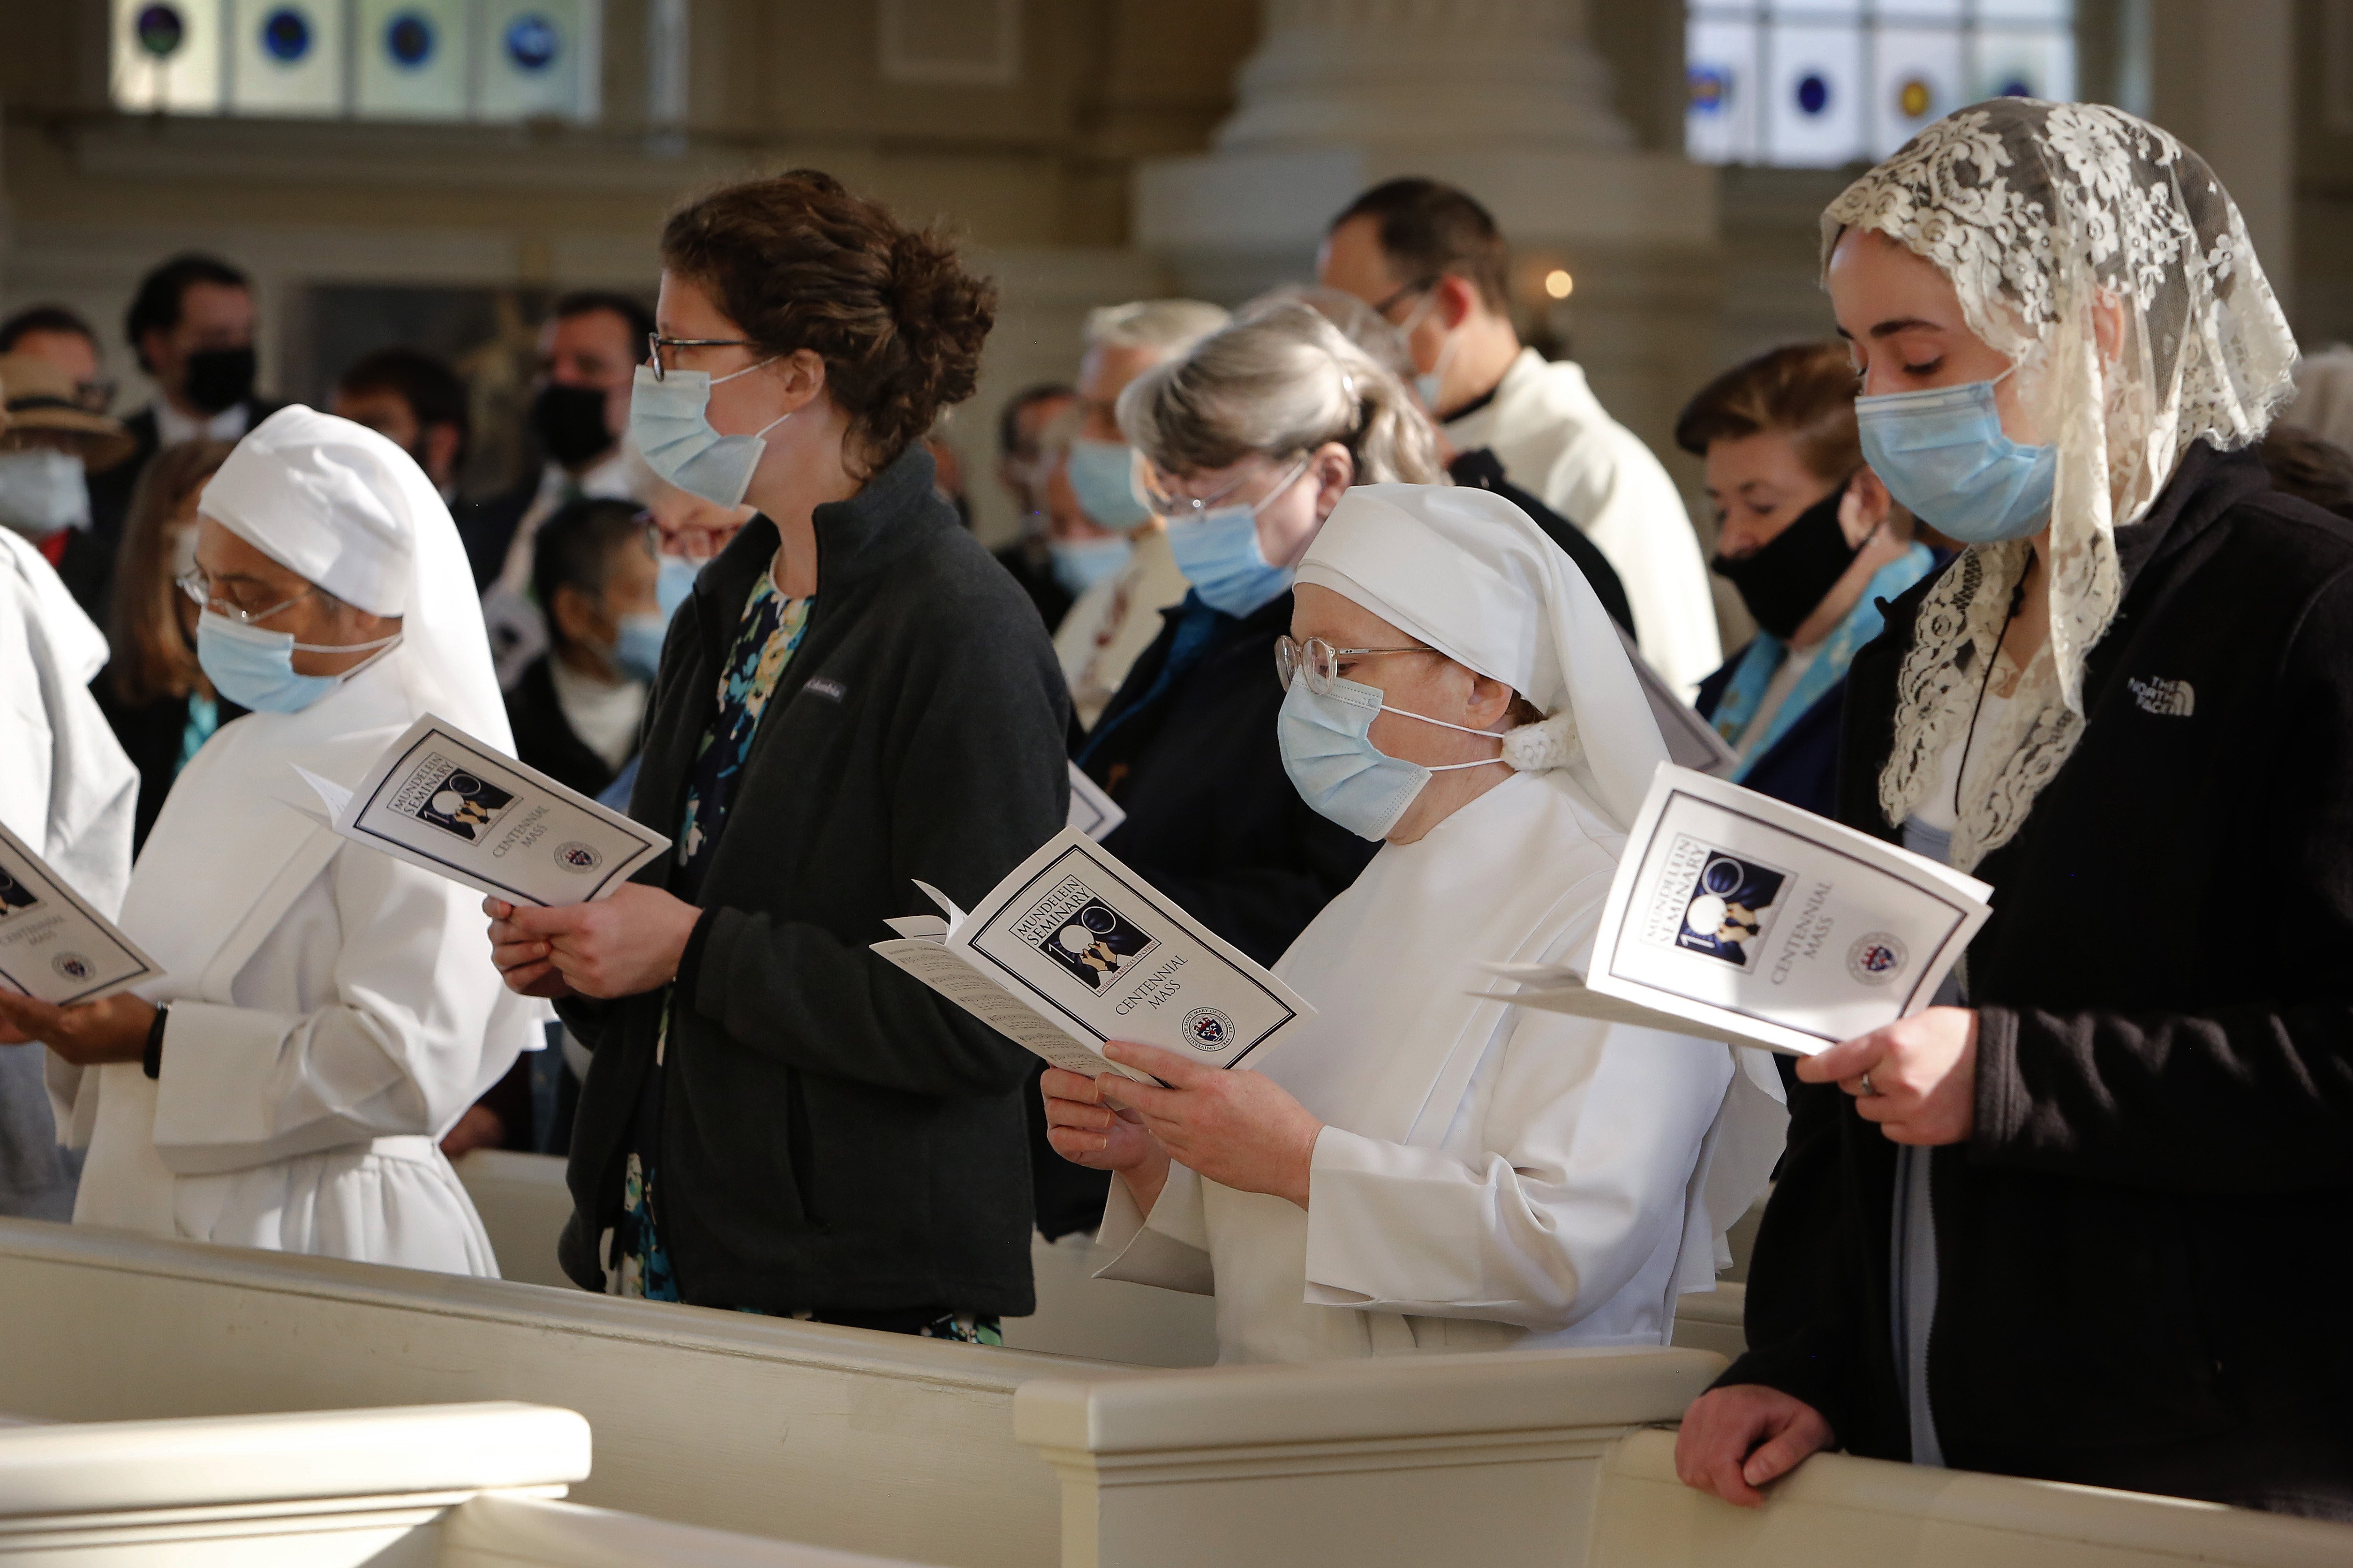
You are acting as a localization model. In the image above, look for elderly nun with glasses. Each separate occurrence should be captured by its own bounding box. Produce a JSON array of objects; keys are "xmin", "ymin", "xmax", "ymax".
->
[
  {"xmin": 0, "ymin": 407, "xmax": 536, "ymax": 1274},
  {"xmin": 1044, "ymin": 482, "xmax": 1786, "ymax": 1364}
]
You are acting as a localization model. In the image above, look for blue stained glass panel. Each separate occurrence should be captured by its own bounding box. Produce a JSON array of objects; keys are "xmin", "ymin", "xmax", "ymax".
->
[
  {"xmin": 1686, "ymin": 15, "xmax": 1761, "ymax": 166},
  {"xmin": 1764, "ymin": 22, "xmax": 1866, "ymax": 167},
  {"xmin": 1872, "ymin": 24, "xmax": 1965, "ymax": 157},
  {"xmin": 356, "ymin": 0, "xmax": 466, "ymax": 117},
  {"xmin": 229, "ymin": 0, "xmax": 340, "ymax": 114}
]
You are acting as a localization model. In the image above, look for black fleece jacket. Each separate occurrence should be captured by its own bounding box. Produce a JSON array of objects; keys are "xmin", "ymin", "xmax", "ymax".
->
[
  {"xmin": 555, "ymin": 444, "xmax": 1069, "ymax": 1315},
  {"xmin": 1724, "ymin": 443, "xmax": 2353, "ymax": 1515}
]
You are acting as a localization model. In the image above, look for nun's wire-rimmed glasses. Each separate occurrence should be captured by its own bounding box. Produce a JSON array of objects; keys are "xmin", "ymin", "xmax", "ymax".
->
[
  {"xmin": 645, "ymin": 331, "xmax": 758, "ymax": 382},
  {"xmin": 174, "ymin": 569, "xmax": 317, "ymax": 626},
  {"xmin": 1275, "ymin": 635, "xmax": 1432, "ymax": 696}
]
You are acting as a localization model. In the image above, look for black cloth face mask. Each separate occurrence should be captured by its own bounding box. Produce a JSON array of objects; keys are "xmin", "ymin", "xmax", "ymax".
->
[
  {"xmin": 1710, "ymin": 479, "xmax": 1865, "ymax": 642},
  {"xmin": 181, "ymin": 346, "xmax": 257, "ymax": 416},
  {"xmin": 530, "ymin": 383, "xmax": 616, "ymax": 468}
]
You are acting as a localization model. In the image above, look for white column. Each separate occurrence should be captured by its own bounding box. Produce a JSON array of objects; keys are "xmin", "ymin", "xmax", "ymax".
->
[{"xmin": 1131, "ymin": 0, "xmax": 1719, "ymax": 459}]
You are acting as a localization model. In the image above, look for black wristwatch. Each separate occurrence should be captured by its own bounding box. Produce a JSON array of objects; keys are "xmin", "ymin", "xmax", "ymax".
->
[{"xmin": 142, "ymin": 1003, "xmax": 169, "ymax": 1080}]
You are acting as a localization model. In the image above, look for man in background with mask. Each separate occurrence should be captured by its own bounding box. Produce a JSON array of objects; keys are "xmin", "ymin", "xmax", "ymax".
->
[
  {"xmin": 0, "ymin": 354, "xmax": 137, "ymax": 624},
  {"xmin": 82, "ymin": 254, "xmax": 279, "ymax": 628},
  {"xmin": 1317, "ymin": 179, "xmax": 1722, "ymax": 699},
  {"xmin": 472, "ymin": 291, "xmax": 656, "ymax": 688},
  {"xmin": 1052, "ymin": 299, "xmax": 1228, "ymax": 729},
  {"xmin": 0, "ymin": 384, "xmax": 137, "ymax": 1226}
]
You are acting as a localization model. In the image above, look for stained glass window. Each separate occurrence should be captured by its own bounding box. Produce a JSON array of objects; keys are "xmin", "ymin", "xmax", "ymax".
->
[
  {"xmin": 112, "ymin": 0, "xmax": 603, "ymax": 123},
  {"xmin": 1687, "ymin": 0, "xmax": 2074, "ymax": 167}
]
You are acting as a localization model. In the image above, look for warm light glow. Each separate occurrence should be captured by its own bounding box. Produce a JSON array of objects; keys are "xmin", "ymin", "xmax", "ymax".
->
[{"xmin": 1543, "ymin": 269, "xmax": 1574, "ymax": 300}]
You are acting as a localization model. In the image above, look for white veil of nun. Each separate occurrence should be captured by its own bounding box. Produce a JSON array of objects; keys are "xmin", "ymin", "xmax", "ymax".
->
[
  {"xmin": 1296, "ymin": 484, "xmax": 1786, "ymax": 1285},
  {"xmin": 1101, "ymin": 484, "xmax": 1782, "ymax": 1363},
  {"xmin": 56, "ymin": 408, "xmax": 535, "ymax": 1274}
]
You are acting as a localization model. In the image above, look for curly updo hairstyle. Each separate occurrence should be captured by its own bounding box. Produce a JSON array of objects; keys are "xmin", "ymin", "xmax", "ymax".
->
[{"xmin": 659, "ymin": 169, "xmax": 996, "ymax": 477}]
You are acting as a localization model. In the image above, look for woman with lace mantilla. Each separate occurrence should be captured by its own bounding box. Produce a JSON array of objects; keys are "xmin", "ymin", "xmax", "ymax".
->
[
  {"xmin": 1679, "ymin": 99, "xmax": 2353, "ymax": 1520},
  {"xmin": 1043, "ymin": 483, "xmax": 1786, "ymax": 1365}
]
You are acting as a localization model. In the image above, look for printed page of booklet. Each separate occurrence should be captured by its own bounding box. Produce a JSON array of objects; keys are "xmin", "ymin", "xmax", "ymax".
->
[
  {"xmin": 1066, "ymin": 760, "xmax": 1126, "ymax": 841},
  {"xmin": 1488, "ymin": 763, "xmax": 1991, "ymax": 1056},
  {"xmin": 0, "ymin": 819, "xmax": 160, "ymax": 1006},
  {"xmin": 870, "ymin": 827, "xmax": 1314, "ymax": 1085},
  {"xmin": 320, "ymin": 714, "xmax": 671, "ymax": 907}
]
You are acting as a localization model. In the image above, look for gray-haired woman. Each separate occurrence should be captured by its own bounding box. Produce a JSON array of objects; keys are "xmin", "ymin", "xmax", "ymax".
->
[{"xmin": 1037, "ymin": 299, "xmax": 1440, "ymax": 1236}]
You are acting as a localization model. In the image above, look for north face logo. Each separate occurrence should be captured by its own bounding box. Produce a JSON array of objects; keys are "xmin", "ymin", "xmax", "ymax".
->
[{"xmin": 2127, "ymin": 676, "xmax": 2194, "ymax": 717}]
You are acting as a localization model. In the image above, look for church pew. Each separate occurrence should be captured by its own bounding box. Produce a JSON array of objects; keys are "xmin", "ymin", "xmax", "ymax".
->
[
  {"xmin": 436, "ymin": 1493, "xmax": 927, "ymax": 1567},
  {"xmin": 0, "ymin": 1400, "xmax": 584, "ymax": 1566},
  {"xmin": 1015, "ymin": 1345, "xmax": 1728, "ymax": 1568},
  {"xmin": 1588, "ymin": 1428, "xmax": 2353, "ymax": 1568},
  {"xmin": 0, "ymin": 1219, "xmax": 1087, "ymax": 1567},
  {"xmin": 449, "ymin": 1152, "xmax": 1749, "ymax": 1372}
]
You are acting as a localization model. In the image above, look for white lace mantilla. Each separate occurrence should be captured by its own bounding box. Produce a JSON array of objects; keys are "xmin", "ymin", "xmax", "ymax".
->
[{"xmin": 1824, "ymin": 100, "xmax": 2297, "ymax": 866}]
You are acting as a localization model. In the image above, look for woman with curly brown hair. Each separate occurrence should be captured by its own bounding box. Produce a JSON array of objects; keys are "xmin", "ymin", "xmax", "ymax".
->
[{"xmin": 486, "ymin": 171, "xmax": 1067, "ymax": 1337}]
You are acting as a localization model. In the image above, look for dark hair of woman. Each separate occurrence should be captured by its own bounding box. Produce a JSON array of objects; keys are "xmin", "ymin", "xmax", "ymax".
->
[
  {"xmin": 659, "ymin": 169, "xmax": 996, "ymax": 478},
  {"xmin": 107, "ymin": 437, "xmax": 236, "ymax": 707}
]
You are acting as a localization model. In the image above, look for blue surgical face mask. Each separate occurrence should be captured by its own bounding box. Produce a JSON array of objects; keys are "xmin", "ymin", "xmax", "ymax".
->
[
  {"xmin": 1166, "ymin": 459, "xmax": 1312, "ymax": 619},
  {"xmin": 1277, "ymin": 673, "xmax": 1506, "ymax": 842},
  {"xmin": 1855, "ymin": 373, "xmax": 2055, "ymax": 545},
  {"xmin": 195, "ymin": 610, "xmax": 400, "ymax": 715},
  {"xmin": 0, "ymin": 447, "xmax": 90, "ymax": 539},
  {"xmin": 615, "ymin": 611, "xmax": 667, "ymax": 683},
  {"xmin": 1064, "ymin": 438, "xmax": 1154, "ymax": 532},
  {"xmin": 1395, "ymin": 291, "xmax": 1459, "ymax": 413},
  {"xmin": 1049, "ymin": 534, "xmax": 1131, "ymax": 598},
  {"xmin": 630, "ymin": 362, "xmax": 791, "ymax": 508},
  {"xmin": 654, "ymin": 553, "xmax": 701, "ymax": 620}
]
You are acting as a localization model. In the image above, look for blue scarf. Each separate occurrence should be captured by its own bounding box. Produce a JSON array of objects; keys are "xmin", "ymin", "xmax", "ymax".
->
[{"xmin": 1712, "ymin": 544, "xmax": 1936, "ymax": 782}]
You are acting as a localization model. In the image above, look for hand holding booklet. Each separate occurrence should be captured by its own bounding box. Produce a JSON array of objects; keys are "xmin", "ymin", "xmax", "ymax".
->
[
  {"xmin": 870, "ymin": 828, "xmax": 1313, "ymax": 1085},
  {"xmin": 1490, "ymin": 764, "xmax": 1991, "ymax": 1056},
  {"xmin": 302, "ymin": 715, "xmax": 670, "ymax": 906},
  {"xmin": 0, "ymin": 822, "xmax": 159, "ymax": 1006}
]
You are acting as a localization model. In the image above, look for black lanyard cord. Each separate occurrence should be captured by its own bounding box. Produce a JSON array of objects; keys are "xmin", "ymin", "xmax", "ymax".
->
[{"xmin": 1955, "ymin": 579, "xmax": 2030, "ymax": 819}]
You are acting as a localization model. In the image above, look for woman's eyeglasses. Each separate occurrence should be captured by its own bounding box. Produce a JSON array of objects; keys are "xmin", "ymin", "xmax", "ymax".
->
[
  {"xmin": 1275, "ymin": 634, "xmax": 1430, "ymax": 695},
  {"xmin": 645, "ymin": 332, "xmax": 758, "ymax": 383},
  {"xmin": 174, "ymin": 569, "xmax": 316, "ymax": 626}
]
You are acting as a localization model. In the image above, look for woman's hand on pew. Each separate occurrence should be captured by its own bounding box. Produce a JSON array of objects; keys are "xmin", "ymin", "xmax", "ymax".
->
[
  {"xmin": 1096, "ymin": 1040, "xmax": 1324, "ymax": 1213},
  {"xmin": 1674, "ymin": 1383, "xmax": 1834, "ymax": 1508}
]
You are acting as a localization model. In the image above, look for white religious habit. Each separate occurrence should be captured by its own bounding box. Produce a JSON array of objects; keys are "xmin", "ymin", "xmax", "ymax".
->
[
  {"xmin": 0, "ymin": 529, "xmax": 137, "ymax": 1220},
  {"xmin": 1096, "ymin": 484, "xmax": 1785, "ymax": 1364},
  {"xmin": 53, "ymin": 408, "xmax": 542, "ymax": 1276},
  {"xmin": 1444, "ymin": 348, "xmax": 1723, "ymax": 699}
]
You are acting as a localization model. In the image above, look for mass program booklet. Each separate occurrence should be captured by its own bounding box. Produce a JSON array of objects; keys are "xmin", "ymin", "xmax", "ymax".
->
[
  {"xmin": 1488, "ymin": 764, "xmax": 1992, "ymax": 1056},
  {"xmin": 1065, "ymin": 760, "xmax": 1125, "ymax": 841},
  {"xmin": 0, "ymin": 821, "xmax": 160, "ymax": 1006},
  {"xmin": 870, "ymin": 827, "xmax": 1313, "ymax": 1085},
  {"xmin": 300, "ymin": 714, "xmax": 671, "ymax": 907}
]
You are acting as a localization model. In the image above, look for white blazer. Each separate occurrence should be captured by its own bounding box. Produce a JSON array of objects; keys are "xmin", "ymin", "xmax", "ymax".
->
[
  {"xmin": 1096, "ymin": 771, "xmax": 1786, "ymax": 1365},
  {"xmin": 1444, "ymin": 349, "xmax": 1724, "ymax": 698},
  {"xmin": 57, "ymin": 655, "xmax": 537, "ymax": 1275}
]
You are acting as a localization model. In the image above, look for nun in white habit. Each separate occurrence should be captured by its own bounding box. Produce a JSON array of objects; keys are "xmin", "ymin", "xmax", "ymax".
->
[
  {"xmin": 0, "ymin": 407, "xmax": 535, "ymax": 1274},
  {"xmin": 1045, "ymin": 483, "xmax": 1785, "ymax": 1363}
]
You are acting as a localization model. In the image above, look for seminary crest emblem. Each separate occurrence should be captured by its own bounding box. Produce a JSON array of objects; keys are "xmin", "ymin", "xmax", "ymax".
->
[{"xmin": 393, "ymin": 756, "xmax": 516, "ymax": 844}]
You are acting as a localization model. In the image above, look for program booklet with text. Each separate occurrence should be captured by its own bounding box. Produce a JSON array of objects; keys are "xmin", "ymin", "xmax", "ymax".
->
[
  {"xmin": 309, "ymin": 715, "xmax": 671, "ymax": 907},
  {"xmin": 1489, "ymin": 764, "xmax": 1991, "ymax": 1055},
  {"xmin": 870, "ymin": 828, "xmax": 1313, "ymax": 1084},
  {"xmin": 0, "ymin": 821, "xmax": 159, "ymax": 1006}
]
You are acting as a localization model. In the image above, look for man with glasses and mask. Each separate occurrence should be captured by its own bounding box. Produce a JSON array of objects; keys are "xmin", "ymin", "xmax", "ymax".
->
[
  {"xmin": 1316, "ymin": 178, "xmax": 1721, "ymax": 699},
  {"xmin": 0, "ymin": 352, "xmax": 137, "ymax": 624},
  {"xmin": 83, "ymin": 256, "xmax": 281, "ymax": 626}
]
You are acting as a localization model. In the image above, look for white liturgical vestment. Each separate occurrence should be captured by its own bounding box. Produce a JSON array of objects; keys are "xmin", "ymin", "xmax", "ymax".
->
[
  {"xmin": 1097, "ymin": 768, "xmax": 1787, "ymax": 1364},
  {"xmin": 1444, "ymin": 349, "xmax": 1722, "ymax": 698}
]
